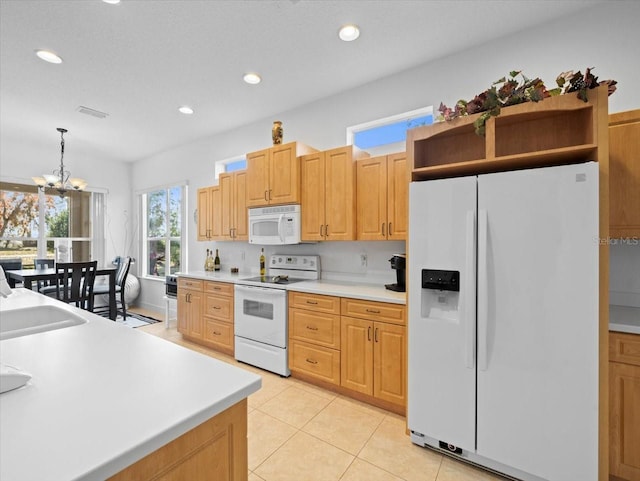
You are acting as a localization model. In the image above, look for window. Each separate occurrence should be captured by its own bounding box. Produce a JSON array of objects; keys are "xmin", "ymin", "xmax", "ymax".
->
[
  {"xmin": 0, "ymin": 181, "xmax": 102, "ymax": 268},
  {"xmin": 141, "ymin": 184, "xmax": 185, "ymax": 278},
  {"xmin": 213, "ymin": 155, "xmax": 247, "ymax": 180},
  {"xmin": 347, "ymin": 106, "xmax": 434, "ymax": 156}
]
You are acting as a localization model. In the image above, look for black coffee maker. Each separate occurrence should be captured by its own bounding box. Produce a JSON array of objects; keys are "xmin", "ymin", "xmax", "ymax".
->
[{"xmin": 385, "ymin": 254, "xmax": 406, "ymax": 292}]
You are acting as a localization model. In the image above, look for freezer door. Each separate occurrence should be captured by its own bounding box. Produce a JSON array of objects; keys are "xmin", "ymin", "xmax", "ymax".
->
[
  {"xmin": 476, "ymin": 163, "xmax": 599, "ymax": 480},
  {"xmin": 408, "ymin": 177, "xmax": 477, "ymax": 453}
]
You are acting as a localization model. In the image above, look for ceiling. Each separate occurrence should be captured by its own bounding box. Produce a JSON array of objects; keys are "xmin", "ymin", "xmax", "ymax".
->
[{"xmin": 0, "ymin": 0, "xmax": 607, "ymax": 163}]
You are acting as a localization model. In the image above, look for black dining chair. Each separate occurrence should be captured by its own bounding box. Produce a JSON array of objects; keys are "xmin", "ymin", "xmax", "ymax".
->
[
  {"xmin": 34, "ymin": 258, "xmax": 55, "ymax": 291},
  {"xmin": 0, "ymin": 258, "xmax": 22, "ymax": 287},
  {"xmin": 93, "ymin": 256, "xmax": 132, "ymax": 320},
  {"xmin": 55, "ymin": 261, "xmax": 97, "ymax": 311}
]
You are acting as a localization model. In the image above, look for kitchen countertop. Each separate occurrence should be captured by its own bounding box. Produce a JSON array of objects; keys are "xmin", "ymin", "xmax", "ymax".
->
[
  {"xmin": 0, "ymin": 289, "xmax": 261, "ymax": 481},
  {"xmin": 178, "ymin": 271, "xmax": 407, "ymax": 305},
  {"xmin": 610, "ymin": 304, "xmax": 640, "ymax": 335}
]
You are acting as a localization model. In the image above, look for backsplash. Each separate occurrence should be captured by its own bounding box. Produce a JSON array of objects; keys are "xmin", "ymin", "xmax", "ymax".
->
[
  {"xmin": 610, "ymin": 243, "xmax": 640, "ymax": 307},
  {"xmin": 195, "ymin": 240, "xmax": 406, "ymax": 286}
]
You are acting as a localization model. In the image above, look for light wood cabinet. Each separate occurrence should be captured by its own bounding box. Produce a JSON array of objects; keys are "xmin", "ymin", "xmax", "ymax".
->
[
  {"xmin": 219, "ymin": 170, "xmax": 248, "ymax": 240},
  {"xmin": 246, "ymin": 141, "xmax": 317, "ymax": 207},
  {"xmin": 108, "ymin": 399, "xmax": 248, "ymax": 481},
  {"xmin": 609, "ymin": 110, "xmax": 640, "ymax": 238},
  {"xmin": 356, "ymin": 152, "xmax": 408, "ymax": 240},
  {"xmin": 610, "ymin": 331, "xmax": 640, "ymax": 481},
  {"xmin": 340, "ymin": 298, "xmax": 406, "ymax": 410},
  {"xmin": 300, "ymin": 145, "xmax": 368, "ymax": 241},
  {"xmin": 177, "ymin": 278, "xmax": 203, "ymax": 340},
  {"xmin": 288, "ymin": 292, "xmax": 341, "ymax": 385},
  {"xmin": 196, "ymin": 186, "xmax": 221, "ymax": 241}
]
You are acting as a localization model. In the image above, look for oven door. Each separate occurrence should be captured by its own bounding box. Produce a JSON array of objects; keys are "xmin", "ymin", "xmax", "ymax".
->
[{"xmin": 234, "ymin": 285, "xmax": 287, "ymax": 348}]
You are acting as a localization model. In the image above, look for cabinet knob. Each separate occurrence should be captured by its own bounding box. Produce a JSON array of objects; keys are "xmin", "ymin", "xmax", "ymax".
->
[
  {"xmin": 213, "ymin": 306, "xmax": 221, "ymax": 310},
  {"xmin": 368, "ymin": 326, "xmax": 371, "ymax": 341},
  {"xmin": 305, "ymin": 358, "xmax": 318, "ymax": 365},
  {"xmin": 306, "ymin": 300, "xmax": 318, "ymax": 305},
  {"xmin": 388, "ymin": 222, "xmax": 393, "ymax": 235},
  {"xmin": 366, "ymin": 308, "xmax": 381, "ymax": 314},
  {"xmin": 306, "ymin": 325, "xmax": 319, "ymax": 331},
  {"xmin": 374, "ymin": 327, "xmax": 379, "ymax": 343},
  {"xmin": 382, "ymin": 223, "xmax": 386, "ymax": 236},
  {"xmin": 213, "ymin": 331, "xmax": 221, "ymax": 336}
]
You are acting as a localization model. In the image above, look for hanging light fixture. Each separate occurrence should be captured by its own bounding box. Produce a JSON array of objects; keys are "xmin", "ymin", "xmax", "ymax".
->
[{"xmin": 32, "ymin": 128, "xmax": 87, "ymax": 197}]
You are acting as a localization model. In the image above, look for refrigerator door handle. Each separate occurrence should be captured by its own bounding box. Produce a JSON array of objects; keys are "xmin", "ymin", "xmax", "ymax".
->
[
  {"xmin": 465, "ymin": 210, "xmax": 476, "ymax": 369},
  {"xmin": 478, "ymin": 209, "xmax": 489, "ymax": 371}
]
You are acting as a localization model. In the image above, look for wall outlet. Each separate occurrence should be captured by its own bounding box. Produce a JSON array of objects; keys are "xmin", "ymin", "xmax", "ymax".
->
[{"xmin": 360, "ymin": 253, "xmax": 367, "ymax": 267}]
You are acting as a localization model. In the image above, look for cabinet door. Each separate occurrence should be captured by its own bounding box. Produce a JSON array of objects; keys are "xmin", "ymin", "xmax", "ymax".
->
[
  {"xmin": 188, "ymin": 290, "xmax": 203, "ymax": 339},
  {"xmin": 387, "ymin": 152, "xmax": 408, "ymax": 240},
  {"xmin": 196, "ymin": 188, "xmax": 210, "ymax": 241},
  {"xmin": 219, "ymin": 173, "xmax": 233, "ymax": 240},
  {"xmin": 324, "ymin": 147, "xmax": 356, "ymax": 241},
  {"xmin": 210, "ymin": 186, "xmax": 223, "ymax": 239},
  {"xmin": 246, "ymin": 148, "xmax": 270, "ymax": 207},
  {"xmin": 610, "ymin": 361, "xmax": 640, "ymax": 480},
  {"xmin": 340, "ymin": 316, "xmax": 373, "ymax": 395},
  {"xmin": 233, "ymin": 171, "xmax": 248, "ymax": 240},
  {"xmin": 373, "ymin": 322, "xmax": 406, "ymax": 406},
  {"xmin": 356, "ymin": 156, "xmax": 387, "ymax": 240},
  {"xmin": 177, "ymin": 290, "xmax": 189, "ymax": 334},
  {"xmin": 610, "ymin": 110, "xmax": 640, "ymax": 238},
  {"xmin": 269, "ymin": 142, "xmax": 300, "ymax": 205},
  {"xmin": 300, "ymin": 152, "xmax": 326, "ymax": 241}
]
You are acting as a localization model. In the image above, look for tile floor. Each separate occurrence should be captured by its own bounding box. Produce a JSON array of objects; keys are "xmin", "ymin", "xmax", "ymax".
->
[{"xmin": 135, "ymin": 310, "xmax": 509, "ymax": 481}]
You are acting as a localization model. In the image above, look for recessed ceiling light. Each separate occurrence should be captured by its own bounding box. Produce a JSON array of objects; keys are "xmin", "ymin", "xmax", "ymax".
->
[
  {"xmin": 35, "ymin": 49, "xmax": 63, "ymax": 64},
  {"xmin": 178, "ymin": 106, "xmax": 194, "ymax": 115},
  {"xmin": 243, "ymin": 73, "xmax": 262, "ymax": 85},
  {"xmin": 338, "ymin": 24, "xmax": 360, "ymax": 42},
  {"xmin": 102, "ymin": 0, "xmax": 121, "ymax": 4}
]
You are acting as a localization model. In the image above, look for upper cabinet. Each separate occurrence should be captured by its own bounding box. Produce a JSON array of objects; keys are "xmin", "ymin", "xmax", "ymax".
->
[
  {"xmin": 219, "ymin": 170, "xmax": 248, "ymax": 240},
  {"xmin": 408, "ymin": 85, "xmax": 609, "ymax": 181},
  {"xmin": 246, "ymin": 141, "xmax": 317, "ymax": 207},
  {"xmin": 300, "ymin": 145, "xmax": 369, "ymax": 241},
  {"xmin": 197, "ymin": 186, "xmax": 221, "ymax": 241},
  {"xmin": 609, "ymin": 109, "xmax": 640, "ymax": 238},
  {"xmin": 356, "ymin": 152, "xmax": 407, "ymax": 240}
]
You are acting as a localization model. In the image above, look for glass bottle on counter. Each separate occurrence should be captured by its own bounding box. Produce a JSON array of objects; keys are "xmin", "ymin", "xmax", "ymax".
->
[
  {"xmin": 214, "ymin": 249, "xmax": 221, "ymax": 271},
  {"xmin": 259, "ymin": 248, "xmax": 266, "ymax": 278},
  {"xmin": 204, "ymin": 249, "xmax": 210, "ymax": 271}
]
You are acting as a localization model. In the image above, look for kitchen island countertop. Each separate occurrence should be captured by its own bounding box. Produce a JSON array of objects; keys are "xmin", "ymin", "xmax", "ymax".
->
[
  {"xmin": 0, "ymin": 288, "xmax": 261, "ymax": 481},
  {"xmin": 178, "ymin": 271, "xmax": 406, "ymax": 305}
]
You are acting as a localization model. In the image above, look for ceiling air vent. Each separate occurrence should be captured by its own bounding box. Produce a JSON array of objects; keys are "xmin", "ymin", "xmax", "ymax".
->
[{"xmin": 76, "ymin": 106, "xmax": 109, "ymax": 119}]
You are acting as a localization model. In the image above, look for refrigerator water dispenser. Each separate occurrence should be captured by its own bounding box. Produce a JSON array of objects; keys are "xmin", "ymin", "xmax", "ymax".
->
[{"xmin": 420, "ymin": 269, "xmax": 461, "ymax": 322}]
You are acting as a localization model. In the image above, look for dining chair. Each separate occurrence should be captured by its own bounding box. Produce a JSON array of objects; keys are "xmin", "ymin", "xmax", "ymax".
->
[
  {"xmin": 93, "ymin": 257, "xmax": 132, "ymax": 320},
  {"xmin": 0, "ymin": 258, "xmax": 22, "ymax": 287},
  {"xmin": 55, "ymin": 261, "xmax": 98, "ymax": 311},
  {"xmin": 34, "ymin": 258, "xmax": 55, "ymax": 291}
]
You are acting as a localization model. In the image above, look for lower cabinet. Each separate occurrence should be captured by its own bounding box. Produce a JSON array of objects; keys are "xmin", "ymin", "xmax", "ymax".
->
[
  {"xmin": 178, "ymin": 278, "xmax": 234, "ymax": 355},
  {"xmin": 610, "ymin": 331, "xmax": 640, "ymax": 481},
  {"xmin": 288, "ymin": 291, "xmax": 406, "ymax": 414}
]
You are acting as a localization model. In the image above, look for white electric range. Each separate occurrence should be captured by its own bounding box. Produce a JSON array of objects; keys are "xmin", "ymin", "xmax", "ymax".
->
[{"xmin": 234, "ymin": 254, "xmax": 320, "ymax": 376}]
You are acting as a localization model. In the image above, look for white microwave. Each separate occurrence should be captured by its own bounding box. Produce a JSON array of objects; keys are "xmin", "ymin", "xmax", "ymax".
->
[{"xmin": 248, "ymin": 204, "xmax": 301, "ymax": 245}]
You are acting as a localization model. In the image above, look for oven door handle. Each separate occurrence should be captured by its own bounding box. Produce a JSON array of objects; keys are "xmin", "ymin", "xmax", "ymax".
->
[{"xmin": 235, "ymin": 284, "xmax": 287, "ymax": 298}]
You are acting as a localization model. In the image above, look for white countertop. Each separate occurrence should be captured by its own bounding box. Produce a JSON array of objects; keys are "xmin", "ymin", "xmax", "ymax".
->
[
  {"xmin": 0, "ymin": 289, "xmax": 261, "ymax": 481},
  {"xmin": 610, "ymin": 304, "xmax": 640, "ymax": 335},
  {"xmin": 178, "ymin": 271, "xmax": 407, "ymax": 305}
]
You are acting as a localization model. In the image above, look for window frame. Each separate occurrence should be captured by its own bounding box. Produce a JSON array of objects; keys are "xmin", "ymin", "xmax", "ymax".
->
[
  {"xmin": 213, "ymin": 155, "xmax": 247, "ymax": 181},
  {"xmin": 139, "ymin": 181, "xmax": 187, "ymax": 280}
]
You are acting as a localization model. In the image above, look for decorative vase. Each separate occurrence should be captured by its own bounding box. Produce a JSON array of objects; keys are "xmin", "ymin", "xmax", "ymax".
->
[{"xmin": 272, "ymin": 121, "xmax": 283, "ymax": 145}]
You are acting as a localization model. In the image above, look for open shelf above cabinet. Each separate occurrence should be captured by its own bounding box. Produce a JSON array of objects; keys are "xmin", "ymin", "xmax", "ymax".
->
[{"xmin": 408, "ymin": 84, "xmax": 609, "ymax": 181}]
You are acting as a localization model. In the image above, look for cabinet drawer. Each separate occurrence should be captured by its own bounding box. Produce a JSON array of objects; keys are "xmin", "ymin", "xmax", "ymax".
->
[
  {"xmin": 204, "ymin": 294, "xmax": 233, "ymax": 322},
  {"xmin": 341, "ymin": 298, "xmax": 405, "ymax": 325},
  {"xmin": 178, "ymin": 278, "xmax": 203, "ymax": 291},
  {"xmin": 205, "ymin": 281, "xmax": 234, "ymax": 297},
  {"xmin": 610, "ymin": 332, "xmax": 640, "ymax": 366},
  {"xmin": 289, "ymin": 308, "xmax": 340, "ymax": 349},
  {"xmin": 203, "ymin": 319, "xmax": 233, "ymax": 350},
  {"xmin": 290, "ymin": 339, "xmax": 340, "ymax": 385},
  {"xmin": 289, "ymin": 291, "xmax": 340, "ymax": 314}
]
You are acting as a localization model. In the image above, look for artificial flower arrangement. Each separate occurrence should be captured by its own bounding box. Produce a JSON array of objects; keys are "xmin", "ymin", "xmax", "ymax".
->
[{"xmin": 437, "ymin": 68, "xmax": 617, "ymax": 136}]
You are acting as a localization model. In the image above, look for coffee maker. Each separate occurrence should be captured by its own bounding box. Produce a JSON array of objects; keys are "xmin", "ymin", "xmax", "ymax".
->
[{"xmin": 385, "ymin": 254, "xmax": 406, "ymax": 292}]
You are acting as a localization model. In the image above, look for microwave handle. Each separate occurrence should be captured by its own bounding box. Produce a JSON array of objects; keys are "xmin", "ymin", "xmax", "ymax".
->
[{"xmin": 278, "ymin": 214, "xmax": 286, "ymax": 243}]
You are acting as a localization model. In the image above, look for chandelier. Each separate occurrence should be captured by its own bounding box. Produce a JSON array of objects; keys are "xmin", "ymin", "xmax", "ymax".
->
[{"xmin": 32, "ymin": 128, "xmax": 87, "ymax": 197}]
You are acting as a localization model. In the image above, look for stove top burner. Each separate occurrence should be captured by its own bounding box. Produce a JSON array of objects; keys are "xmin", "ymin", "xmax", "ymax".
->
[{"xmin": 241, "ymin": 276, "xmax": 307, "ymax": 285}]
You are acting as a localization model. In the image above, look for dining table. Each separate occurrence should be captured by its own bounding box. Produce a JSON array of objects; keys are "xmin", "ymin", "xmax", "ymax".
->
[{"xmin": 5, "ymin": 266, "xmax": 118, "ymax": 320}]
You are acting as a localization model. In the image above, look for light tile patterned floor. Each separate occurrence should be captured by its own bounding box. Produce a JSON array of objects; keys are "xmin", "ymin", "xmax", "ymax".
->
[{"xmin": 135, "ymin": 310, "xmax": 509, "ymax": 481}]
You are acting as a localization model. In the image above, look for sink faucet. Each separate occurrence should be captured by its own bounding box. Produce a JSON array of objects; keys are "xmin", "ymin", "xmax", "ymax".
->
[{"xmin": 0, "ymin": 266, "xmax": 13, "ymax": 298}]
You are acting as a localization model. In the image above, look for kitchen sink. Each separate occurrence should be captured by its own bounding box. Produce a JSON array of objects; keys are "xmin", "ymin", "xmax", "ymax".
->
[{"xmin": 0, "ymin": 305, "xmax": 87, "ymax": 340}]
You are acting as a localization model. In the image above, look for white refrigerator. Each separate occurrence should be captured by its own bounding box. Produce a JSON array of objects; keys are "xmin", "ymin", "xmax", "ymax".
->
[{"xmin": 408, "ymin": 162, "xmax": 599, "ymax": 481}]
